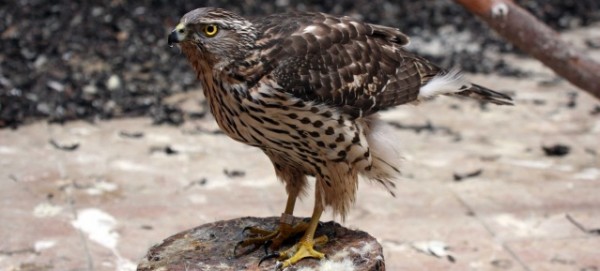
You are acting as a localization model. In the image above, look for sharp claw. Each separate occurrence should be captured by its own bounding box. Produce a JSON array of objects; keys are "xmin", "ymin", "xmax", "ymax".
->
[
  {"xmin": 234, "ymin": 240, "xmax": 259, "ymax": 257},
  {"xmin": 263, "ymin": 240, "xmax": 273, "ymax": 255},
  {"xmin": 241, "ymin": 226, "xmax": 254, "ymax": 236},
  {"xmin": 258, "ymin": 252, "xmax": 280, "ymax": 266},
  {"xmin": 233, "ymin": 240, "xmax": 245, "ymax": 257}
]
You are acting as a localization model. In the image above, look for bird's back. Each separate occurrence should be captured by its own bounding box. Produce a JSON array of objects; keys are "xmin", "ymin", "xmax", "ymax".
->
[
  {"xmin": 245, "ymin": 12, "xmax": 435, "ymax": 117},
  {"xmin": 243, "ymin": 11, "xmax": 511, "ymax": 118}
]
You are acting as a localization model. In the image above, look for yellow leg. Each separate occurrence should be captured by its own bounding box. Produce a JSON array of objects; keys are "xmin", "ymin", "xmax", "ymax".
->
[
  {"xmin": 234, "ymin": 190, "xmax": 307, "ymax": 255},
  {"xmin": 275, "ymin": 201, "xmax": 328, "ymax": 269},
  {"xmin": 259, "ymin": 184, "xmax": 328, "ymax": 269}
]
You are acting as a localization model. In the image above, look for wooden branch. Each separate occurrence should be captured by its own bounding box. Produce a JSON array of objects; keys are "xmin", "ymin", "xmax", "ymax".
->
[{"xmin": 454, "ymin": 0, "xmax": 600, "ymax": 100}]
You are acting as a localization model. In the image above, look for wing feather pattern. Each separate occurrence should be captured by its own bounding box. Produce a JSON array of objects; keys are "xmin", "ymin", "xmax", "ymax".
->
[{"xmin": 233, "ymin": 12, "xmax": 504, "ymax": 118}]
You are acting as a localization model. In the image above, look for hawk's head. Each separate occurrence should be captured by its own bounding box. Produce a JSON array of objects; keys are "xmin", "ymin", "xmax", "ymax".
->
[{"xmin": 168, "ymin": 8, "xmax": 257, "ymax": 67}]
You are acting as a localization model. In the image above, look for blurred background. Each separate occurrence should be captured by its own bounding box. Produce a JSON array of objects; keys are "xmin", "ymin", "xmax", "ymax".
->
[
  {"xmin": 1, "ymin": 1, "xmax": 599, "ymax": 271},
  {"xmin": 1, "ymin": 0, "xmax": 598, "ymax": 128}
]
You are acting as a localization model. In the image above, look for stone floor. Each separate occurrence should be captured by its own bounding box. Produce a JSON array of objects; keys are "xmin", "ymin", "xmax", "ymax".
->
[{"xmin": 2, "ymin": 28, "xmax": 600, "ymax": 271}]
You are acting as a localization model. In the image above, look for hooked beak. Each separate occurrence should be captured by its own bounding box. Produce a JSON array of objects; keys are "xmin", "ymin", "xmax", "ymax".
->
[{"xmin": 168, "ymin": 23, "xmax": 186, "ymax": 46}]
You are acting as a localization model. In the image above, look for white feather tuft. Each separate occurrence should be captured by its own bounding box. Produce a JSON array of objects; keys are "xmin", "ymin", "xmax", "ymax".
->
[
  {"xmin": 418, "ymin": 68, "xmax": 467, "ymax": 100},
  {"xmin": 360, "ymin": 117, "xmax": 403, "ymax": 191}
]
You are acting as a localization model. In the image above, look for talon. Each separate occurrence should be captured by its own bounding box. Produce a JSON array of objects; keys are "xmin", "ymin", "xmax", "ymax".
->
[
  {"xmin": 258, "ymin": 252, "xmax": 280, "ymax": 266},
  {"xmin": 235, "ymin": 220, "xmax": 309, "ymax": 260},
  {"xmin": 233, "ymin": 240, "xmax": 243, "ymax": 256},
  {"xmin": 241, "ymin": 226, "xmax": 254, "ymax": 235},
  {"xmin": 263, "ymin": 240, "xmax": 273, "ymax": 255},
  {"xmin": 234, "ymin": 240, "xmax": 254, "ymax": 257}
]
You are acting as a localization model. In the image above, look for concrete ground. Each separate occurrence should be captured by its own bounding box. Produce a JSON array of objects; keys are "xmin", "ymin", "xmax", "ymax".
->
[{"xmin": 1, "ymin": 27, "xmax": 599, "ymax": 271}]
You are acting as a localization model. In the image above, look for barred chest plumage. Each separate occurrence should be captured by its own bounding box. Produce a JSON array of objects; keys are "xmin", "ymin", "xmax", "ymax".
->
[{"xmin": 203, "ymin": 71, "xmax": 374, "ymax": 180}]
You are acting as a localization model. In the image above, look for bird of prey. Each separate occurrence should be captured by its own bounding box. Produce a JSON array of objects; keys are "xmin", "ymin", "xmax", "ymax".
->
[{"xmin": 168, "ymin": 7, "xmax": 512, "ymax": 269}]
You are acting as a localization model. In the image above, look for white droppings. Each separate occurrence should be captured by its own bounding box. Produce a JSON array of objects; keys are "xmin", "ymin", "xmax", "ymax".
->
[
  {"xmin": 115, "ymin": 257, "xmax": 136, "ymax": 271},
  {"xmin": 110, "ymin": 159, "xmax": 159, "ymax": 173},
  {"xmin": 296, "ymin": 258, "xmax": 356, "ymax": 271},
  {"xmin": 494, "ymin": 213, "xmax": 540, "ymax": 237},
  {"xmin": 574, "ymin": 167, "xmax": 600, "ymax": 180},
  {"xmin": 566, "ymin": 182, "xmax": 574, "ymax": 189},
  {"xmin": 412, "ymin": 240, "xmax": 452, "ymax": 259},
  {"xmin": 506, "ymin": 159, "xmax": 574, "ymax": 171},
  {"xmin": 216, "ymin": 262, "xmax": 231, "ymax": 269},
  {"xmin": 85, "ymin": 180, "xmax": 118, "ymax": 196},
  {"xmin": 506, "ymin": 159, "xmax": 551, "ymax": 169},
  {"xmin": 318, "ymin": 258, "xmax": 356, "ymax": 271},
  {"xmin": 381, "ymin": 240, "xmax": 410, "ymax": 252},
  {"xmin": 350, "ymin": 241, "xmax": 375, "ymax": 258},
  {"xmin": 75, "ymin": 153, "xmax": 104, "ymax": 164},
  {"xmin": 33, "ymin": 203, "xmax": 63, "ymax": 218},
  {"xmin": 187, "ymin": 194, "xmax": 208, "ymax": 204},
  {"xmin": 34, "ymin": 240, "xmax": 56, "ymax": 252},
  {"xmin": 144, "ymin": 133, "xmax": 173, "ymax": 143},
  {"xmin": 71, "ymin": 208, "xmax": 119, "ymax": 250},
  {"xmin": 306, "ymin": 240, "xmax": 382, "ymax": 271},
  {"xmin": 69, "ymin": 126, "xmax": 97, "ymax": 136},
  {"xmin": 239, "ymin": 178, "xmax": 275, "ymax": 188},
  {"xmin": 328, "ymin": 248, "xmax": 350, "ymax": 261},
  {"xmin": 0, "ymin": 146, "xmax": 17, "ymax": 154},
  {"xmin": 592, "ymin": 119, "xmax": 600, "ymax": 133}
]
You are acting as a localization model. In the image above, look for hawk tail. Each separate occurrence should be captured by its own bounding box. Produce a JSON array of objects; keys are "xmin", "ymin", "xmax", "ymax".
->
[
  {"xmin": 455, "ymin": 83, "xmax": 514, "ymax": 106},
  {"xmin": 418, "ymin": 68, "xmax": 513, "ymax": 105}
]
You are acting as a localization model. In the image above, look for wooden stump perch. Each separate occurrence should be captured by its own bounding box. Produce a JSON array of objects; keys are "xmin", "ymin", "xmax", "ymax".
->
[{"xmin": 137, "ymin": 217, "xmax": 385, "ymax": 271}]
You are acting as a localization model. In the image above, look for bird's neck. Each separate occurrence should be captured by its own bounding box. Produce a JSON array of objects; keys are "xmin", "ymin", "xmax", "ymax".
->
[
  {"xmin": 181, "ymin": 45, "xmax": 250, "ymax": 141},
  {"xmin": 193, "ymin": 63, "xmax": 245, "ymax": 141}
]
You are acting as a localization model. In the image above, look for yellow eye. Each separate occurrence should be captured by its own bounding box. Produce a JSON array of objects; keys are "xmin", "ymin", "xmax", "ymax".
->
[{"xmin": 203, "ymin": 24, "xmax": 218, "ymax": 37}]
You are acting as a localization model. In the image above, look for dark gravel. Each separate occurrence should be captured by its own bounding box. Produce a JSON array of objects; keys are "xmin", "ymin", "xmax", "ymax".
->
[{"xmin": 1, "ymin": 0, "xmax": 598, "ymax": 128}]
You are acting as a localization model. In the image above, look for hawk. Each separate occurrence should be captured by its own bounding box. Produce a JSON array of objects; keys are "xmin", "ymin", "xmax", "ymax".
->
[{"xmin": 168, "ymin": 7, "xmax": 512, "ymax": 269}]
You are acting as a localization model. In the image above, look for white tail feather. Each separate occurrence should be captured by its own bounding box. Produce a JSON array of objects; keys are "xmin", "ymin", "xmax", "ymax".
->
[{"xmin": 418, "ymin": 68, "xmax": 466, "ymax": 100}]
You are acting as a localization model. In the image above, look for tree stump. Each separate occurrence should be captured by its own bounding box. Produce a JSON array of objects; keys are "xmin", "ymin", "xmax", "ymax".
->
[{"xmin": 137, "ymin": 217, "xmax": 385, "ymax": 271}]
